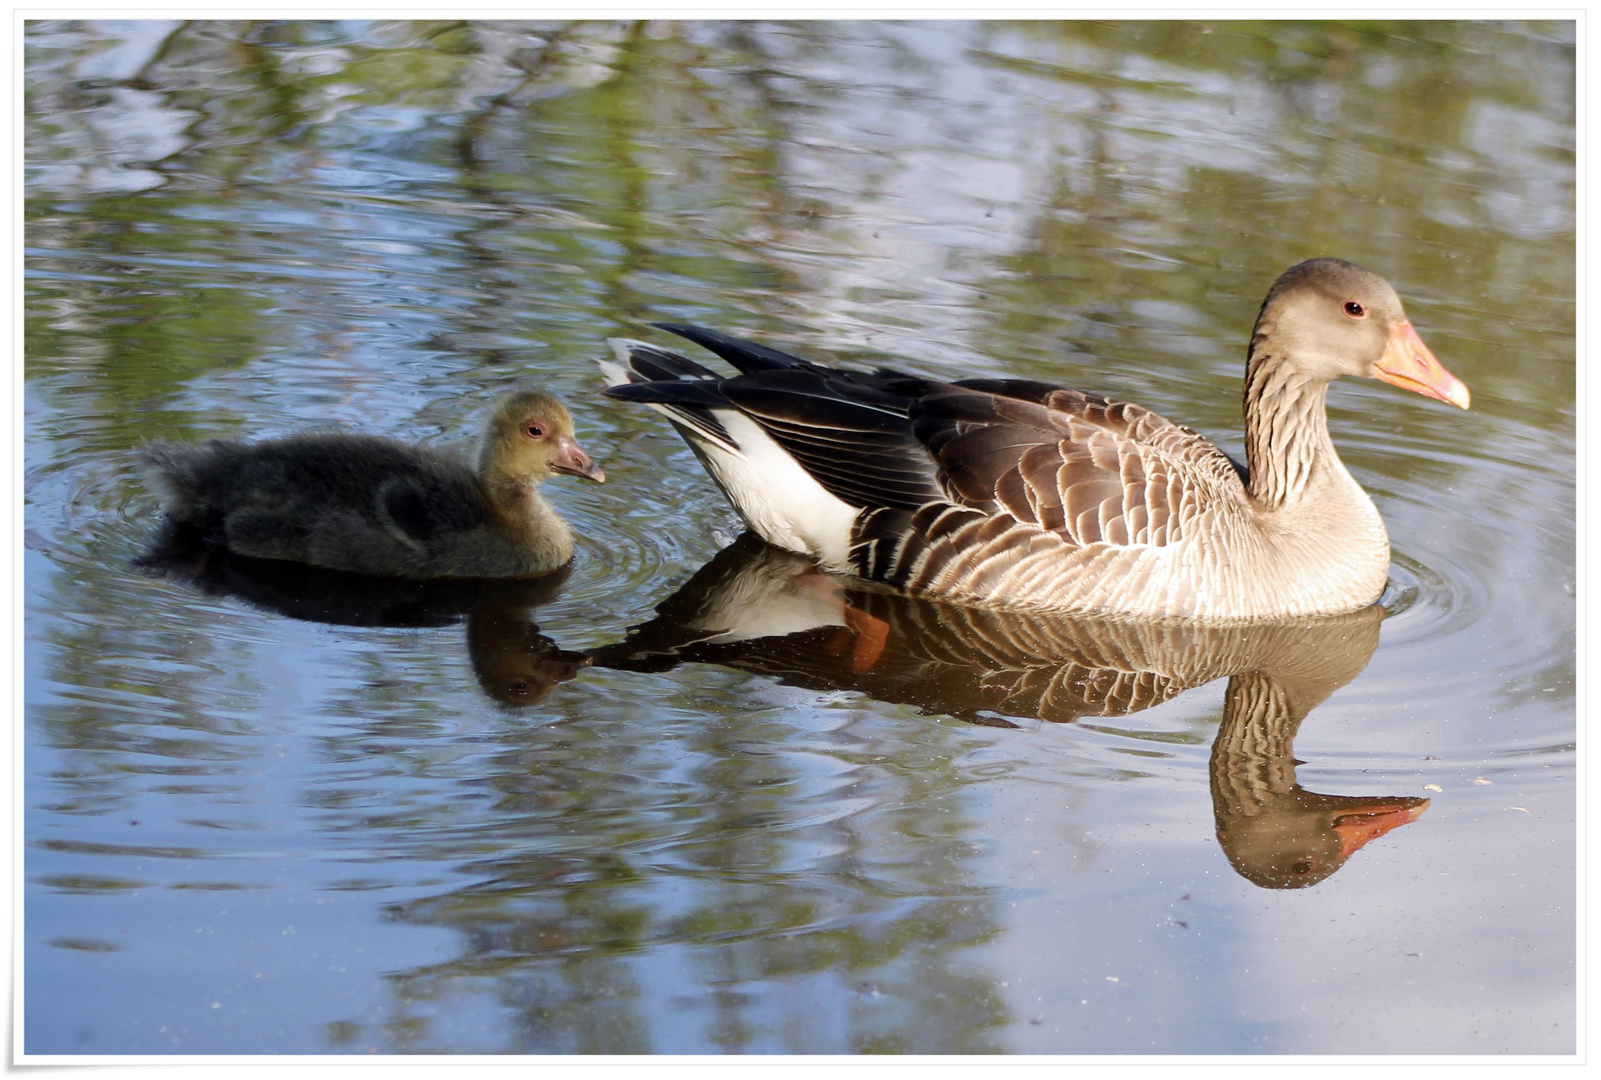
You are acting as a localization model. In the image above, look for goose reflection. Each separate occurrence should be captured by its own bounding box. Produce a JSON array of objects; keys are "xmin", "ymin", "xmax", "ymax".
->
[
  {"xmin": 591, "ymin": 533, "xmax": 1428, "ymax": 889},
  {"xmin": 136, "ymin": 523, "xmax": 588, "ymax": 707}
]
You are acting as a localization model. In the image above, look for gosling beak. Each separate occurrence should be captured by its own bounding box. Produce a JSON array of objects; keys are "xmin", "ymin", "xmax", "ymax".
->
[
  {"xmin": 551, "ymin": 437, "xmax": 605, "ymax": 483},
  {"xmin": 1371, "ymin": 320, "xmax": 1470, "ymax": 409}
]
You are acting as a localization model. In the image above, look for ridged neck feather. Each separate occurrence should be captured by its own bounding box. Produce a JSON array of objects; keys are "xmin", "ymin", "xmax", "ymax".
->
[{"xmin": 1242, "ymin": 341, "xmax": 1335, "ymax": 510}]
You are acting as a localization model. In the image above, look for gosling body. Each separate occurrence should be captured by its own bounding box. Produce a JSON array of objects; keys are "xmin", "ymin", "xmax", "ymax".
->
[{"xmin": 139, "ymin": 389, "xmax": 604, "ymax": 579}]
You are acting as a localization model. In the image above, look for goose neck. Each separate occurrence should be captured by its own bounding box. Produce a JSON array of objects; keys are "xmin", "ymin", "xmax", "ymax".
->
[{"xmin": 1242, "ymin": 351, "xmax": 1335, "ymax": 509}]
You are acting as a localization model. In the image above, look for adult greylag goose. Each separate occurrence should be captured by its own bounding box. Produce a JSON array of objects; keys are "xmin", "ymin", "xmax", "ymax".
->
[
  {"xmin": 138, "ymin": 389, "xmax": 604, "ymax": 578},
  {"xmin": 599, "ymin": 259, "xmax": 1468, "ymax": 620}
]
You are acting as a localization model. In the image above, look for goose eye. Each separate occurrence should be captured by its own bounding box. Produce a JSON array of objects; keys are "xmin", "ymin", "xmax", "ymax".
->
[
  {"xmin": 525, "ymin": 422, "xmax": 546, "ymax": 438},
  {"xmin": 1342, "ymin": 300, "xmax": 1366, "ymax": 318}
]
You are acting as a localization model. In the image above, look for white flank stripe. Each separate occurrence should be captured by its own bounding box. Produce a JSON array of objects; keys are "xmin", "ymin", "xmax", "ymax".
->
[
  {"xmin": 686, "ymin": 410, "xmax": 859, "ymax": 569},
  {"xmin": 599, "ymin": 340, "xmax": 859, "ymax": 568}
]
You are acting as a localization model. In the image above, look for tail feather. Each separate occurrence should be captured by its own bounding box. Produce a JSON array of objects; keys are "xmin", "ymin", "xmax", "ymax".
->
[
  {"xmin": 600, "ymin": 339, "xmax": 736, "ymax": 449},
  {"xmin": 618, "ymin": 339, "xmax": 722, "ymax": 383}
]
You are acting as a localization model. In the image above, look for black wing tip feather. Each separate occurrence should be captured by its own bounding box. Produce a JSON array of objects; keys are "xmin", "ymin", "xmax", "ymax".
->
[{"xmin": 651, "ymin": 323, "xmax": 812, "ymax": 374}]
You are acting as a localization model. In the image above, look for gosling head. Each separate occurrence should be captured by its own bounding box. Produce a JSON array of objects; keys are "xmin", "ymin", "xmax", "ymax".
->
[
  {"xmin": 480, "ymin": 389, "xmax": 606, "ymax": 486},
  {"xmin": 1254, "ymin": 258, "xmax": 1469, "ymax": 408}
]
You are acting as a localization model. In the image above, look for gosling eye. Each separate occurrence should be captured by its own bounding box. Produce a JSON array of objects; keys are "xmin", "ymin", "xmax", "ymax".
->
[
  {"xmin": 1342, "ymin": 300, "xmax": 1367, "ymax": 319},
  {"xmin": 524, "ymin": 422, "xmax": 546, "ymax": 439}
]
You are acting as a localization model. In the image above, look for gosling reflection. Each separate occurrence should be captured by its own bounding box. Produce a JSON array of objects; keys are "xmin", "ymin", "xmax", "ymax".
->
[
  {"xmin": 136, "ymin": 523, "xmax": 588, "ymax": 707},
  {"xmin": 591, "ymin": 533, "xmax": 1427, "ymax": 889}
]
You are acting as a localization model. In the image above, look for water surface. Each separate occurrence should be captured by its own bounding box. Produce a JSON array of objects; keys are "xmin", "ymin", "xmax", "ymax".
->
[{"xmin": 24, "ymin": 19, "xmax": 1574, "ymax": 1055}]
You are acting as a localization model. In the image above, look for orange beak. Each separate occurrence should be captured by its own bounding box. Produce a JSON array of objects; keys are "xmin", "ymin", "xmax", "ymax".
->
[
  {"xmin": 1333, "ymin": 801, "xmax": 1429, "ymax": 860},
  {"xmin": 551, "ymin": 437, "xmax": 605, "ymax": 483},
  {"xmin": 1371, "ymin": 321, "xmax": 1470, "ymax": 409}
]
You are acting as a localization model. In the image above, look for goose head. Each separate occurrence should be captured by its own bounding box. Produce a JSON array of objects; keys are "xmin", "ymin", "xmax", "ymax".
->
[
  {"xmin": 1253, "ymin": 258, "xmax": 1470, "ymax": 409},
  {"xmin": 480, "ymin": 389, "xmax": 606, "ymax": 487}
]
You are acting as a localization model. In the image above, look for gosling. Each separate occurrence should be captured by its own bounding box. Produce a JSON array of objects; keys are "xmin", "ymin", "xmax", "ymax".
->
[{"xmin": 137, "ymin": 389, "xmax": 605, "ymax": 578}]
